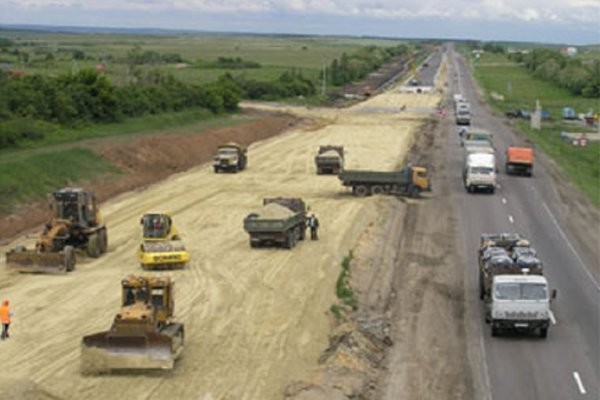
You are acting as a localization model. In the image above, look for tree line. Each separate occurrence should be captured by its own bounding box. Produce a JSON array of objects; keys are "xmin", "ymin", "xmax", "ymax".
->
[
  {"xmin": 327, "ymin": 44, "xmax": 409, "ymax": 86},
  {"xmin": 509, "ymin": 48, "xmax": 600, "ymax": 98}
]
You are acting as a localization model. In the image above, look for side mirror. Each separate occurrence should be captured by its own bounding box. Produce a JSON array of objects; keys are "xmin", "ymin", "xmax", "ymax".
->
[{"xmin": 551, "ymin": 289, "xmax": 557, "ymax": 300}]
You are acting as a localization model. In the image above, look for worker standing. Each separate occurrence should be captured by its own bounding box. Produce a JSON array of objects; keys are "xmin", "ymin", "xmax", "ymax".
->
[
  {"xmin": 308, "ymin": 214, "xmax": 320, "ymax": 241},
  {"xmin": 0, "ymin": 299, "xmax": 13, "ymax": 340}
]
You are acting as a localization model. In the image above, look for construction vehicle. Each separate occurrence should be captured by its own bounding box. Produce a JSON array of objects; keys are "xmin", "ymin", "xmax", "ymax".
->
[
  {"xmin": 315, "ymin": 145, "xmax": 344, "ymax": 175},
  {"xmin": 505, "ymin": 147, "xmax": 534, "ymax": 176},
  {"xmin": 243, "ymin": 198, "xmax": 307, "ymax": 249},
  {"xmin": 213, "ymin": 142, "xmax": 247, "ymax": 173},
  {"xmin": 81, "ymin": 275, "xmax": 184, "ymax": 373},
  {"xmin": 5, "ymin": 187, "xmax": 107, "ymax": 273},
  {"xmin": 338, "ymin": 166, "xmax": 431, "ymax": 198},
  {"xmin": 137, "ymin": 213, "xmax": 190, "ymax": 270}
]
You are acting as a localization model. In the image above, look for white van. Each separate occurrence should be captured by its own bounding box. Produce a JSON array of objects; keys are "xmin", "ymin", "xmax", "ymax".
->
[{"xmin": 464, "ymin": 152, "xmax": 496, "ymax": 193}]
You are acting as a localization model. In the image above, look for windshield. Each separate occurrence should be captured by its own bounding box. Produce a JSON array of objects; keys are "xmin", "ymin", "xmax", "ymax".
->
[
  {"xmin": 218, "ymin": 148, "xmax": 238, "ymax": 156},
  {"xmin": 495, "ymin": 282, "xmax": 547, "ymax": 300},
  {"xmin": 142, "ymin": 215, "xmax": 169, "ymax": 238},
  {"xmin": 458, "ymin": 110, "xmax": 470, "ymax": 116},
  {"xmin": 470, "ymin": 166, "xmax": 494, "ymax": 174}
]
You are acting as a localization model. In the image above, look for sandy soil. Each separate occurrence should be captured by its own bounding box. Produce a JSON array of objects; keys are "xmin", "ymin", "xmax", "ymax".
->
[
  {"xmin": 0, "ymin": 112, "xmax": 299, "ymax": 244},
  {"xmin": 0, "ymin": 88, "xmax": 440, "ymax": 399}
]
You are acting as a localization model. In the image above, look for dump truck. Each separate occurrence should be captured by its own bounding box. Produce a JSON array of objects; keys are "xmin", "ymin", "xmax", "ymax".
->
[
  {"xmin": 81, "ymin": 275, "xmax": 184, "ymax": 373},
  {"xmin": 5, "ymin": 187, "xmax": 107, "ymax": 273},
  {"xmin": 213, "ymin": 142, "xmax": 248, "ymax": 173},
  {"xmin": 243, "ymin": 198, "xmax": 307, "ymax": 249},
  {"xmin": 137, "ymin": 213, "xmax": 190, "ymax": 270},
  {"xmin": 338, "ymin": 166, "xmax": 431, "ymax": 198},
  {"xmin": 505, "ymin": 147, "xmax": 534, "ymax": 176},
  {"xmin": 315, "ymin": 145, "xmax": 344, "ymax": 175}
]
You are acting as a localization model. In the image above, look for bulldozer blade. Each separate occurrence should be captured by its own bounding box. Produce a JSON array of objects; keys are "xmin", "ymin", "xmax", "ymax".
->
[
  {"xmin": 6, "ymin": 249, "xmax": 68, "ymax": 273},
  {"xmin": 81, "ymin": 331, "xmax": 179, "ymax": 373}
]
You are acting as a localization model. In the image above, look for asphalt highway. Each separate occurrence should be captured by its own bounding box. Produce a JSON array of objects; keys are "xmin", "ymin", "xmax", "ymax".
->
[{"xmin": 446, "ymin": 45, "xmax": 599, "ymax": 400}]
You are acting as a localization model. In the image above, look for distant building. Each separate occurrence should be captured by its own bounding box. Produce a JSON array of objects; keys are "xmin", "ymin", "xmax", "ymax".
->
[{"xmin": 560, "ymin": 47, "xmax": 578, "ymax": 57}]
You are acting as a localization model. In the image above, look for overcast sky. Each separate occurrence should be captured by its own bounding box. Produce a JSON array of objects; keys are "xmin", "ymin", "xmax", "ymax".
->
[{"xmin": 1, "ymin": 0, "xmax": 599, "ymax": 44}]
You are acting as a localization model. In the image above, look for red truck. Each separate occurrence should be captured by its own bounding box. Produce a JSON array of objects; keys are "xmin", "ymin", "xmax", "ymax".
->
[{"xmin": 505, "ymin": 147, "xmax": 534, "ymax": 176}]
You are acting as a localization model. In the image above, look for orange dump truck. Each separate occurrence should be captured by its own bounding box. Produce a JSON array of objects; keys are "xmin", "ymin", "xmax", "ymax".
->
[{"xmin": 505, "ymin": 147, "xmax": 534, "ymax": 176}]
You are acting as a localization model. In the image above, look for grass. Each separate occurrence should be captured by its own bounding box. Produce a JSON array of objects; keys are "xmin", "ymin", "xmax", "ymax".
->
[
  {"xmin": 0, "ymin": 108, "xmax": 247, "ymax": 157},
  {"xmin": 335, "ymin": 251, "xmax": 358, "ymax": 310},
  {"xmin": 0, "ymin": 148, "xmax": 120, "ymax": 213},
  {"xmin": 471, "ymin": 53, "xmax": 600, "ymax": 206},
  {"xmin": 2, "ymin": 32, "xmax": 407, "ymax": 85}
]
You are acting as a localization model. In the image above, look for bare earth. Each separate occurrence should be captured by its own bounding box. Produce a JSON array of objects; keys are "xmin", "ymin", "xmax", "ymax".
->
[{"xmin": 0, "ymin": 86, "xmax": 442, "ymax": 399}]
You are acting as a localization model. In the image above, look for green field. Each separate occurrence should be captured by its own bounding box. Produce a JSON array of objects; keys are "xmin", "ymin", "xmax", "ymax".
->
[
  {"xmin": 0, "ymin": 32, "xmax": 405, "ymax": 85},
  {"xmin": 471, "ymin": 53, "xmax": 600, "ymax": 206},
  {"xmin": 0, "ymin": 148, "xmax": 120, "ymax": 213}
]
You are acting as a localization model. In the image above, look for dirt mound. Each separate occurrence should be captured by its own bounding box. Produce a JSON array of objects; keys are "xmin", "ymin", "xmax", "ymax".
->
[
  {"xmin": 0, "ymin": 112, "xmax": 300, "ymax": 243},
  {"xmin": 255, "ymin": 202, "xmax": 295, "ymax": 218}
]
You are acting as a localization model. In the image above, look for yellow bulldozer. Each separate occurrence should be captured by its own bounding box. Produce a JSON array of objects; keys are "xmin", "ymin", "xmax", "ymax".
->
[
  {"xmin": 137, "ymin": 212, "xmax": 190, "ymax": 270},
  {"xmin": 5, "ymin": 187, "xmax": 107, "ymax": 273},
  {"xmin": 81, "ymin": 275, "xmax": 184, "ymax": 373}
]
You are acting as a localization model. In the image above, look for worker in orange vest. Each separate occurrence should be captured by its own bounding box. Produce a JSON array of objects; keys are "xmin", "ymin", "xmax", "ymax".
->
[{"xmin": 0, "ymin": 299, "xmax": 13, "ymax": 340}]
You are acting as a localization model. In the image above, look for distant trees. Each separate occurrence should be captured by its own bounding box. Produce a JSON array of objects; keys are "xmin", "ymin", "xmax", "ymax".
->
[
  {"xmin": 0, "ymin": 68, "xmax": 242, "ymax": 149},
  {"xmin": 233, "ymin": 70, "xmax": 316, "ymax": 100},
  {"xmin": 327, "ymin": 44, "xmax": 409, "ymax": 87},
  {"xmin": 509, "ymin": 48, "xmax": 600, "ymax": 98}
]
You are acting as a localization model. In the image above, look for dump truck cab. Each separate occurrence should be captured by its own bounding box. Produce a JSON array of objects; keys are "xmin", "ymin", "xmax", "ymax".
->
[
  {"xmin": 411, "ymin": 166, "xmax": 430, "ymax": 192},
  {"xmin": 213, "ymin": 142, "xmax": 248, "ymax": 173}
]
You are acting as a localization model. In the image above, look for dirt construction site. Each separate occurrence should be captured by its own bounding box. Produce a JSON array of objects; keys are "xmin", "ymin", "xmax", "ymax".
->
[{"xmin": 0, "ymin": 63, "xmax": 450, "ymax": 399}]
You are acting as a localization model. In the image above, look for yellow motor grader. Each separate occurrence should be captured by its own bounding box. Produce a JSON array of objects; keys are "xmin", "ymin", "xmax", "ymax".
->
[
  {"xmin": 137, "ymin": 212, "xmax": 190, "ymax": 270},
  {"xmin": 5, "ymin": 187, "xmax": 107, "ymax": 273},
  {"xmin": 81, "ymin": 275, "xmax": 184, "ymax": 373}
]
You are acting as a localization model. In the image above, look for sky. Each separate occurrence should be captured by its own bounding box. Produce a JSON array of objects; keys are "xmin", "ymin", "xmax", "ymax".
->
[{"xmin": 0, "ymin": 0, "xmax": 599, "ymax": 44}]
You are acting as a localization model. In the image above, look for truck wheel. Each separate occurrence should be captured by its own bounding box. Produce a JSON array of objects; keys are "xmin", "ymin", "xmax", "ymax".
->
[
  {"xmin": 409, "ymin": 186, "xmax": 421, "ymax": 198},
  {"xmin": 371, "ymin": 185, "xmax": 385, "ymax": 195},
  {"xmin": 489, "ymin": 186, "xmax": 496, "ymax": 194},
  {"xmin": 478, "ymin": 276, "xmax": 484, "ymax": 300},
  {"xmin": 99, "ymin": 229, "xmax": 108, "ymax": 254},
  {"xmin": 539, "ymin": 327, "xmax": 548, "ymax": 339},
  {"xmin": 64, "ymin": 246, "xmax": 75, "ymax": 272},
  {"xmin": 87, "ymin": 233, "xmax": 101, "ymax": 258},
  {"xmin": 491, "ymin": 324, "xmax": 499, "ymax": 337},
  {"xmin": 285, "ymin": 231, "xmax": 295, "ymax": 249},
  {"xmin": 250, "ymin": 239, "xmax": 259, "ymax": 248},
  {"xmin": 214, "ymin": 166, "xmax": 219, "ymax": 173},
  {"xmin": 355, "ymin": 185, "xmax": 369, "ymax": 197}
]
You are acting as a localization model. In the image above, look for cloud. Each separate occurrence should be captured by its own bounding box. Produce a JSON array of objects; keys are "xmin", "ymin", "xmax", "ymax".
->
[{"xmin": 1, "ymin": 0, "xmax": 598, "ymax": 43}]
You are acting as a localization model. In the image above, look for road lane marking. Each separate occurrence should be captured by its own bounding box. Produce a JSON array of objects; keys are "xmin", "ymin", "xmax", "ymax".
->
[
  {"xmin": 542, "ymin": 202, "xmax": 600, "ymax": 291},
  {"xmin": 549, "ymin": 310, "xmax": 556, "ymax": 325},
  {"xmin": 501, "ymin": 198, "xmax": 507, "ymax": 204},
  {"xmin": 508, "ymin": 215, "xmax": 514, "ymax": 224},
  {"xmin": 573, "ymin": 372, "xmax": 587, "ymax": 394}
]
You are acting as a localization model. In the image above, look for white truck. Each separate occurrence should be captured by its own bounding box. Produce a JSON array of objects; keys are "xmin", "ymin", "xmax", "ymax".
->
[
  {"xmin": 463, "ymin": 152, "xmax": 496, "ymax": 193},
  {"xmin": 455, "ymin": 103, "xmax": 471, "ymax": 125},
  {"xmin": 487, "ymin": 275, "xmax": 556, "ymax": 338}
]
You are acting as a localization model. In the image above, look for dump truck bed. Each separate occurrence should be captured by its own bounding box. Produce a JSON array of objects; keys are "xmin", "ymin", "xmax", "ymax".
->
[{"xmin": 338, "ymin": 168, "xmax": 411, "ymax": 186}]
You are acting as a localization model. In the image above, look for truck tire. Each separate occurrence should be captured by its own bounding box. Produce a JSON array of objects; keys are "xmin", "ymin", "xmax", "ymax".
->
[
  {"xmin": 371, "ymin": 185, "xmax": 385, "ymax": 195},
  {"xmin": 214, "ymin": 166, "xmax": 220, "ymax": 173},
  {"xmin": 64, "ymin": 245, "xmax": 75, "ymax": 272},
  {"xmin": 354, "ymin": 185, "xmax": 369, "ymax": 197},
  {"xmin": 489, "ymin": 186, "xmax": 496, "ymax": 194},
  {"xmin": 316, "ymin": 167, "xmax": 322, "ymax": 175},
  {"xmin": 87, "ymin": 233, "xmax": 101, "ymax": 258},
  {"xmin": 99, "ymin": 228, "xmax": 108, "ymax": 254},
  {"xmin": 284, "ymin": 231, "xmax": 296, "ymax": 249},
  {"xmin": 250, "ymin": 239, "xmax": 259, "ymax": 248},
  {"xmin": 491, "ymin": 324, "xmax": 499, "ymax": 337},
  {"xmin": 409, "ymin": 186, "xmax": 421, "ymax": 198},
  {"xmin": 539, "ymin": 327, "xmax": 548, "ymax": 339},
  {"xmin": 478, "ymin": 275, "xmax": 484, "ymax": 300}
]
